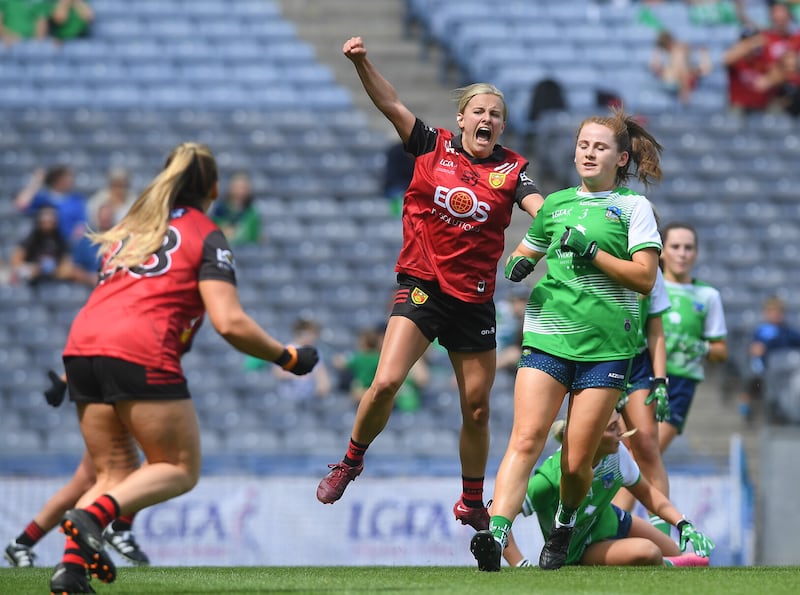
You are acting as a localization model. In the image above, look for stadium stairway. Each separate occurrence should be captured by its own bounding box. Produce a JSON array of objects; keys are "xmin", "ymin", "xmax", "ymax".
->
[
  {"xmin": 274, "ymin": 0, "xmax": 457, "ymax": 140},
  {"xmin": 273, "ymin": 0, "xmax": 551, "ymax": 266}
]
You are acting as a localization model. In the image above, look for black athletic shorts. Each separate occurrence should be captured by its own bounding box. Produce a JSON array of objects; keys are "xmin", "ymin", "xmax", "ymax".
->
[
  {"xmin": 64, "ymin": 355, "xmax": 191, "ymax": 403},
  {"xmin": 391, "ymin": 274, "xmax": 497, "ymax": 352}
]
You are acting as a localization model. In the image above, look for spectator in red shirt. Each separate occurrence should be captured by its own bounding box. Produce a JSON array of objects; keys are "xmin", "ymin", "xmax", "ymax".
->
[{"xmin": 723, "ymin": 26, "xmax": 774, "ymax": 113}]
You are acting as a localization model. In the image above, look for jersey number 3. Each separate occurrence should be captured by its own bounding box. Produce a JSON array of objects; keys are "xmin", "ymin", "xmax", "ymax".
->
[{"xmin": 129, "ymin": 227, "xmax": 181, "ymax": 277}]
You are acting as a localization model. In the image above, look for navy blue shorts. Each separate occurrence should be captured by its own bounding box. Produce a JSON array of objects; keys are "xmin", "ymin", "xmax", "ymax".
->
[
  {"xmin": 626, "ymin": 350, "xmax": 654, "ymax": 395},
  {"xmin": 610, "ymin": 504, "xmax": 633, "ymax": 539},
  {"xmin": 64, "ymin": 355, "xmax": 190, "ymax": 403},
  {"xmin": 391, "ymin": 274, "xmax": 497, "ymax": 352},
  {"xmin": 518, "ymin": 347, "xmax": 631, "ymax": 391},
  {"xmin": 664, "ymin": 375, "xmax": 698, "ymax": 433}
]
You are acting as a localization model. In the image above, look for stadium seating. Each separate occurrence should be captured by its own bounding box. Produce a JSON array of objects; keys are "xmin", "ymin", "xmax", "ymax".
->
[
  {"xmin": 408, "ymin": 0, "xmax": 800, "ymax": 407},
  {"xmin": 2, "ymin": 0, "xmax": 800, "ymax": 477},
  {"xmin": 0, "ymin": 0, "xmax": 393, "ymax": 469}
]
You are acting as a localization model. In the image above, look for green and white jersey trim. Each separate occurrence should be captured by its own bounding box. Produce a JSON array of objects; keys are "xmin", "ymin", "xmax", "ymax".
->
[
  {"xmin": 519, "ymin": 186, "xmax": 662, "ymax": 361},
  {"xmin": 634, "ymin": 268, "xmax": 671, "ymax": 352},
  {"xmin": 522, "ymin": 443, "xmax": 640, "ymax": 520},
  {"xmin": 663, "ymin": 279, "xmax": 727, "ymax": 380}
]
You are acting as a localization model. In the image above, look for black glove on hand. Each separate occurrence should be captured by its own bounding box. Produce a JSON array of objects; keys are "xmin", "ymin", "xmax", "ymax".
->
[
  {"xmin": 504, "ymin": 255, "xmax": 536, "ymax": 282},
  {"xmin": 274, "ymin": 345, "xmax": 319, "ymax": 375},
  {"xmin": 560, "ymin": 226, "xmax": 598, "ymax": 260},
  {"xmin": 44, "ymin": 370, "xmax": 67, "ymax": 407}
]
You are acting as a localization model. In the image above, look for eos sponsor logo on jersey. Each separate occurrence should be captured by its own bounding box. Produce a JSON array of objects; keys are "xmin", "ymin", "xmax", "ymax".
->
[{"xmin": 433, "ymin": 186, "xmax": 490, "ymax": 222}]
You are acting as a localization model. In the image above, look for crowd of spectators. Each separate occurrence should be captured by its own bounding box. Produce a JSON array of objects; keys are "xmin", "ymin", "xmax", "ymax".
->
[
  {"xmin": 0, "ymin": 0, "xmax": 93, "ymax": 46},
  {"xmin": 628, "ymin": 1, "xmax": 800, "ymax": 116}
]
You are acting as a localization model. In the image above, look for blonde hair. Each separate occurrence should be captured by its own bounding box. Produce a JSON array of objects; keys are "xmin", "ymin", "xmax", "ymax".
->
[
  {"xmin": 453, "ymin": 83, "xmax": 507, "ymax": 122},
  {"xmin": 90, "ymin": 142, "xmax": 217, "ymax": 269},
  {"xmin": 579, "ymin": 106, "xmax": 663, "ymax": 188}
]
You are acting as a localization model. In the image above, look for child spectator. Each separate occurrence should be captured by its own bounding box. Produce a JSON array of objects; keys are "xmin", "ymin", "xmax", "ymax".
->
[
  {"xmin": 738, "ymin": 296, "xmax": 800, "ymax": 422},
  {"xmin": 756, "ymin": 45, "xmax": 800, "ymax": 115},
  {"xmin": 9, "ymin": 206, "xmax": 73, "ymax": 286},
  {"xmin": 649, "ymin": 30, "xmax": 713, "ymax": 105},
  {"xmin": 335, "ymin": 326, "xmax": 430, "ymax": 412},
  {"xmin": 270, "ymin": 318, "xmax": 331, "ymax": 402}
]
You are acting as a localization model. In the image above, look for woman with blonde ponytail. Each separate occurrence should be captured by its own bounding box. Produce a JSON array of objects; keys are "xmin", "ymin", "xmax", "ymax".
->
[
  {"xmin": 473, "ymin": 108, "xmax": 666, "ymax": 573},
  {"xmin": 49, "ymin": 143, "xmax": 319, "ymax": 594}
]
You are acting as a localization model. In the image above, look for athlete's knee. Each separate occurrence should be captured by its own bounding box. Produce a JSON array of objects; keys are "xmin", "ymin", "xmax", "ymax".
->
[
  {"xmin": 463, "ymin": 395, "xmax": 490, "ymax": 426},
  {"xmin": 369, "ymin": 374, "xmax": 405, "ymax": 402},
  {"xmin": 174, "ymin": 463, "xmax": 201, "ymax": 494},
  {"xmin": 632, "ymin": 541, "xmax": 663, "ymax": 565},
  {"xmin": 508, "ymin": 426, "xmax": 548, "ymax": 457}
]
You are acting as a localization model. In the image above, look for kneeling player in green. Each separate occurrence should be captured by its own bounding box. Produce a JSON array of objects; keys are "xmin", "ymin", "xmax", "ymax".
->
[{"xmin": 490, "ymin": 411, "xmax": 714, "ymax": 568}]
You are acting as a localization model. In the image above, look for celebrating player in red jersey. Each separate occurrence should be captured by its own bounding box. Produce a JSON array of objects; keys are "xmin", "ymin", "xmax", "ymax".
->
[
  {"xmin": 316, "ymin": 36, "xmax": 543, "ymax": 532},
  {"xmin": 49, "ymin": 143, "xmax": 319, "ymax": 594}
]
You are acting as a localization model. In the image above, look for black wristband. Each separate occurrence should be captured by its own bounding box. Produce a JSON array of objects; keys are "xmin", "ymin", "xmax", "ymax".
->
[
  {"xmin": 652, "ymin": 376, "xmax": 668, "ymax": 387},
  {"xmin": 677, "ymin": 519, "xmax": 691, "ymax": 533},
  {"xmin": 274, "ymin": 348, "xmax": 292, "ymax": 367}
]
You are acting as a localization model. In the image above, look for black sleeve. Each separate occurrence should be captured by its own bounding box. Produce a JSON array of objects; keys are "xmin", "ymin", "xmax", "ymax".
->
[
  {"xmin": 199, "ymin": 230, "xmax": 237, "ymax": 285},
  {"xmin": 514, "ymin": 168, "xmax": 541, "ymax": 207},
  {"xmin": 404, "ymin": 118, "xmax": 439, "ymax": 157}
]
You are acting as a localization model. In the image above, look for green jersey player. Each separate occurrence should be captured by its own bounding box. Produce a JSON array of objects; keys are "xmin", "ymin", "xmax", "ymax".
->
[
  {"xmin": 472, "ymin": 108, "xmax": 664, "ymax": 572},
  {"xmin": 500, "ymin": 412, "xmax": 714, "ymax": 568},
  {"xmin": 612, "ymin": 265, "xmax": 673, "ymax": 536},
  {"xmin": 658, "ymin": 222, "xmax": 728, "ymax": 454}
]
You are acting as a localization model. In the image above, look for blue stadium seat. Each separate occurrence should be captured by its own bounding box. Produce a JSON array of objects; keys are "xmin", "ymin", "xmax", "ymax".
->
[{"xmin": 0, "ymin": 429, "xmax": 43, "ymax": 454}]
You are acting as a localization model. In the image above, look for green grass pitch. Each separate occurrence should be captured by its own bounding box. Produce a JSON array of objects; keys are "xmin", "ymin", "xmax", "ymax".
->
[{"xmin": 2, "ymin": 565, "xmax": 799, "ymax": 594}]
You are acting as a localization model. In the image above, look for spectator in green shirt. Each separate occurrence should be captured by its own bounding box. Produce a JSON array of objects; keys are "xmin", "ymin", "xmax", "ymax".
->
[
  {"xmin": 211, "ymin": 171, "xmax": 262, "ymax": 246},
  {"xmin": 0, "ymin": 0, "xmax": 50, "ymax": 44},
  {"xmin": 47, "ymin": 0, "xmax": 93, "ymax": 41}
]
